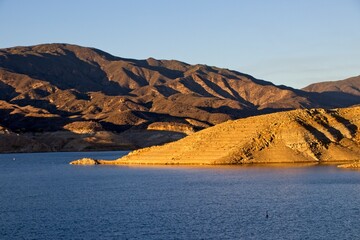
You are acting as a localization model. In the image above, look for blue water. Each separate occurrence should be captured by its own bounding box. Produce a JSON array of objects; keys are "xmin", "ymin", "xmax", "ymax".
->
[{"xmin": 1, "ymin": 152, "xmax": 360, "ymax": 240}]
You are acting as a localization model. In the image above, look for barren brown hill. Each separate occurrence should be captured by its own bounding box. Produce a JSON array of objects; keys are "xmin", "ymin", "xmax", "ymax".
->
[
  {"xmin": 303, "ymin": 76, "xmax": 360, "ymax": 106},
  {"xmin": 303, "ymin": 76, "xmax": 360, "ymax": 95},
  {"xmin": 1, "ymin": 43, "xmax": 359, "ymax": 152},
  {"xmin": 71, "ymin": 106, "xmax": 360, "ymax": 165}
]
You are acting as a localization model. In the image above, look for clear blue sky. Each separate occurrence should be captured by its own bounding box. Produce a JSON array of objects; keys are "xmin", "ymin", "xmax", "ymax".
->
[{"xmin": 1, "ymin": 0, "xmax": 359, "ymax": 88}]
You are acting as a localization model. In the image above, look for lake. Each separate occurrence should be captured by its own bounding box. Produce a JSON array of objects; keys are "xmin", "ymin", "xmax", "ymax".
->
[{"xmin": 1, "ymin": 151, "xmax": 360, "ymax": 239}]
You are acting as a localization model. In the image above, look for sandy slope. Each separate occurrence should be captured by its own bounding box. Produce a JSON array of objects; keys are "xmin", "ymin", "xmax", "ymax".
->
[{"xmin": 71, "ymin": 106, "xmax": 360, "ymax": 165}]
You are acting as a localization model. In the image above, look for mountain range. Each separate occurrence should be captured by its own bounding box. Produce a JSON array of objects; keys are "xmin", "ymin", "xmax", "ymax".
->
[{"xmin": 0, "ymin": 43, "xmax": 359, "ymax": 152}]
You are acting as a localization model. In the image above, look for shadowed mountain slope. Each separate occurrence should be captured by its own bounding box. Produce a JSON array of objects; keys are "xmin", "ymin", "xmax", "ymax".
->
[
  {"xmin": 303, "ymin": 76, "xmax": 360, "ymax": 107},
  {"xmin": 1, "ymin": 43, "xmax": 359, "ymax": 152},
  {"xmin": 303, "ymin": 76, "xmax": 360, "ymax": 95}
]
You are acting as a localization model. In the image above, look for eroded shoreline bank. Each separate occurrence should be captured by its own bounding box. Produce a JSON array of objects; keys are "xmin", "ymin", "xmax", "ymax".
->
[{"xmin": 69, "ymin": 157, "xmax": 360, "ymax": 169}]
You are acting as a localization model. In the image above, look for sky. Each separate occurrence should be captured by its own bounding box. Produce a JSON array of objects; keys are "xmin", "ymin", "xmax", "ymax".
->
[{"xmin": 0, "ymin": 0, "xmax": 359, "ymax": 88}]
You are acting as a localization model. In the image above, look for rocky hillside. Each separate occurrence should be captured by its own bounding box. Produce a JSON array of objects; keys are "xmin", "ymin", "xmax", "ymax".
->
[
  {"xmin": 303, "ymin": 75, "xmax": 360, "ymax": 96},
  {"xmin": 303, "ymin": 76, "xmax": 360, "ymax": 107},
  {"xmin": 1, "ymin": 43, "xmax": 359, "ymax": 152},
  {"xmin": 72, "ymin": 106, "xmax": 360, "ymax": 165}
]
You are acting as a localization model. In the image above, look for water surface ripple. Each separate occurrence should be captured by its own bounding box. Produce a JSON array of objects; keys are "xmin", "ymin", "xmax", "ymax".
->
[{"xmin": 1, "ymin": 152, "xmax": 360, "ymax": 239}]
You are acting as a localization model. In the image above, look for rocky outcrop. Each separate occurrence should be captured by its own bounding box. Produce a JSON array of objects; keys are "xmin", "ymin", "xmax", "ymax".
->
[
  {"xmin": 63, "ymin": 121, "xmax": 103, "ymax": 134},
  {"xmin": 147, "ymin": 122, "xmax": 195, "ymax": 135},
  {"xmin": 75, "ymin": 106, "xmax": 360, "ymax": 165},
  {"xmin": 70, "ymin": 158, "xmax": 100, "ymax": 165},
  {"xmin": 0, "ymin": 124, "xmax": 11, "ymax": 134},
  {"xmin": 337, "ymin": 162, "xmax": 360, "ymax": 168}
]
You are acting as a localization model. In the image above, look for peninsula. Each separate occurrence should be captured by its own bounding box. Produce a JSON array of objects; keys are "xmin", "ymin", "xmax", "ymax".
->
[{"xmin": 70, "ymin": 106, "xmax": 360, "ymax": 165}]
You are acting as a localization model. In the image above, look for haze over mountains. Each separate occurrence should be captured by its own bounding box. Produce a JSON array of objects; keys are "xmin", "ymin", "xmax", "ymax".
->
[{"xmin": 0, "ymin": 43, "xmax": 359, "ymax": 152}]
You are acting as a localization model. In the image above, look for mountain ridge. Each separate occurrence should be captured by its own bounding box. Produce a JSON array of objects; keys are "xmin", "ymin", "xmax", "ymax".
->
[{"xmin": 1, "ymin": 43, "xmax": 359, "ymax": 152}]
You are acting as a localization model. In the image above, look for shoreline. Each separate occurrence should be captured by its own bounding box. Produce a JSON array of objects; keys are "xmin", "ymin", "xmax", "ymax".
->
[{"xmin": 69, "ymin": 157, "xmax": 360, "ymax": 168}]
